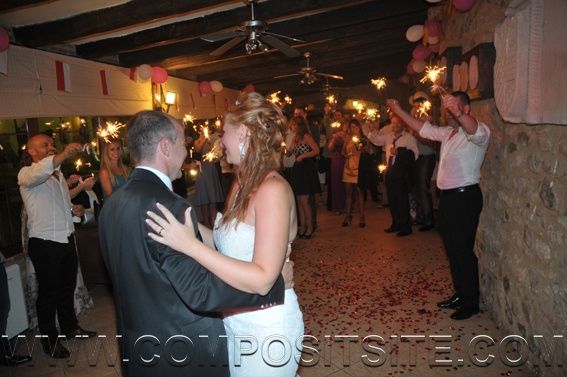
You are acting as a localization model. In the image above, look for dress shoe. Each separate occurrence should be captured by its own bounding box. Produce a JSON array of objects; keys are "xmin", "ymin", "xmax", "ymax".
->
[
  {"xmin": 0, "ymin": 354, "xmax": 33, "ymax": 366},
  {"xmin": 419, "ymin": 224, "xmax": 434, "ymax": 232},
  {"xmin": 64, "ymin": 326, "xmax": 97, "ymax": 339},
  {"xmin": 450, "ymin": 305, "xmax": 480, "ymax": 320},
  {"xmin": 396, "ymin": 229, "xmax": 412, "ymax": 237},
  {"xmin": 384, "ymin": 226, "xmax": 400, "ymax": 233},
  {"xmin": 437, "ymin": 294, "xmax": 461, "ymax": 309},
  {"xmin": 42, "ymin": 341, "xmax": 70, "ymax": 359}
]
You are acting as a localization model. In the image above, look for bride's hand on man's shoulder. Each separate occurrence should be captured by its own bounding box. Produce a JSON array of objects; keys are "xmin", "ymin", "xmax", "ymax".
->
[{"xmin": 146, "ymin": 203, "xmax": 196, "ymax": 254}]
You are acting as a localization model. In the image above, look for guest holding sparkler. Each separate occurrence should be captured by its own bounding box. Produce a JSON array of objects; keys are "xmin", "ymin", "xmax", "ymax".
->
[
  {"xmin": 364, "ymin": 115, "xmax": 418, "ymax": 236},
  {"xmin": 17, "ymin": 135, "xmax": 96, "ymax": 359},
  {"xmin": 288, "ymin": 116, "xmax": 320, "ymax": 239},
  {"xmin": 410, "ymin": 96, "xmax": 438, "ymax": 231},
  {"xmin": 387, "ymin": 91, "xmax": 490, "ymax": 320},
  {"xmin": 341, "ymin": 119, "xmax": 364, "ymax": 227},
  {"xmin": 99, "ymin": 139, "xmax": 129, "ymax": 198},
  {"xmin": 328, "ymin": 114, "xmax": 347, "ymax": 214}
]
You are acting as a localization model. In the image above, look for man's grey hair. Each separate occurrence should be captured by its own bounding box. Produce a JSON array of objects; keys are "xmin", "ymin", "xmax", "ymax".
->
[{"xmin": 126, "ymin": 111, "xmax": 179, "ymax": 165}]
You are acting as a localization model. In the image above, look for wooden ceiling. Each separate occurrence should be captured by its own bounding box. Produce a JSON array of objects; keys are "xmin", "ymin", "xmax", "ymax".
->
[{"xmin": 3, "ymin": 0, "xmax": 432, "ymax": 102}]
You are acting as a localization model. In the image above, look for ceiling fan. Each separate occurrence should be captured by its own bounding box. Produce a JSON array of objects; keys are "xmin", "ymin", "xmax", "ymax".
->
[
  {"xmin": 202, "ymin": 0, "xmax": 303, "ymax": 58},
  {"xmin": 273, "ymin": 52, "xmax": 344, "ymax": 85}
]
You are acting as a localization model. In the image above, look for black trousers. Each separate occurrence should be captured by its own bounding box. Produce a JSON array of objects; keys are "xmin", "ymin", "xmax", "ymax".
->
[
  {"xmin": 0, "ymin": 262, "xmax": 9, "ymax": 357},
  {"xmin": 385, "ymin": 173, "xmax": 412, "ymax": 232},
  {"xmin": 438, "ymin": 185, "xmax": 483, "ymax": 307},
  {"xmin": 28, "ymin": 237, "xmax": 79, "ymax": 341},
  {"xmin": 413, "ymin": 154, "xmax": 437, "ymax": 226}
]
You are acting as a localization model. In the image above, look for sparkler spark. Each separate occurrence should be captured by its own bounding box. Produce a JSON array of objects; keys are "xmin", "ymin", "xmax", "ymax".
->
[
  {"xmin": 371, "ymin": 77, "xmax": 387, "ymax": 90},
  {"xmin": 326, "ymin": 94, "xmax": 337, "ymax": 105},
  {"xmin": 267, "ymin": 91, "xmax": 282, "ymax": 106},
  {"xmin": 202, "ymin": 143, "xmax": 223, "ymax": 162},
  {"xmin": 97, "ymin": 121, "xmax": 125, "ymax": 143},
  {"xmin": 416, "ymin": 100, "xmax": 432, "ymax": 118},
  {"xmin": 284, "ymin": 95, "xmax": 292, "ymax": 105},
  {"xmin": 202, "ymin": 126, "xmax": 210, "ymax": 140},
  {"xmin": 331, "ymin": 121, "xmax": 341, "ymax": 129},
  {"xmin": 365, "ymin": 108, "xmax": 379, "ymax": 121},
  {"xmin": 420, "ymin": 65, "xmax": 447, "ymax": 95},
  {"xmin": 183, "ymin": 114, "xmax": 195, "ymax": 124},
  {"xmin": 75, "ymin": 159, "xmax": 83, "ymax": 171},
  {"xmin": 378, "ymin": 164, "xmax": 387, "ymax": 174},
  {"xmin": 352, "ymin": 136, "xmax": 360, "ymax": 144}
]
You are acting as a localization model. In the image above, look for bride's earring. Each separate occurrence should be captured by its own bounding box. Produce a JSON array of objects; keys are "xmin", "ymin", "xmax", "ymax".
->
[{"xmin": 238, "ymin": 141, "xmax": 247, "ymax": 159}]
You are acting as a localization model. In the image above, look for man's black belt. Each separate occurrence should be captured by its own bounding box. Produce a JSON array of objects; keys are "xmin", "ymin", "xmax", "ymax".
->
[{"xmin": 440, "ymin": 183, "xmax": 479, "ymax": 195}]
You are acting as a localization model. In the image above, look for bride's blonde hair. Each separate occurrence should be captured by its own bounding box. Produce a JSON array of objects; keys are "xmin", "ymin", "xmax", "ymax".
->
[{"xmin": 222, "ymin": 92, "xmax": 287, "ymax": 226}]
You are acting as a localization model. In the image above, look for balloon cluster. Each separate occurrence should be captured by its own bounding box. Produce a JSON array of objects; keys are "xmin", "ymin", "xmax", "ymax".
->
[
  {"xmin": 405, "ymin": 19, "xmax": 444, "ymax": 75},
  {"xmin": 136, "ymin": 64, "xmax": 168, "ymax": 84},
  {"xmin": 199, "ymin": 80, "xmax": 224, "ymax": 95}
]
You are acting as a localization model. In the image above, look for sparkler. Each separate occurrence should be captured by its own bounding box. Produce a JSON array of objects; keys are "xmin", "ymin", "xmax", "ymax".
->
[
  {"xmin": 215, "ymin": 118, "xmax": 222, "ymax": 128},
  {"xmin": 97, "ymin": 121, "xmax": 125, "ymax": 143},
  {"xmin": 365, "ymin": 108, "xmax": 379, "ymax": 121},
  {"xmin": 74, "ymin": 158, "xmax": 83, "ymax": 171},
  {"xmin": 352, "ymin": 100, "xmax": 365, "ymax": 114},
  {"xmin": 326, "ymin": 94, "xmax": 337, "ymax": 105},
  {"xmin": 420, "ymin": 65, "xmax": 447, "ymax": 95},
  {"xmin": 371, "ymin": 77, "xmax": 387, "ymax": 91},
  {"xmin": 202, "ymin": 126, "xmax": 210, "ymax": 140},
  {"xmin": 352, "ymin": 136, "xmax": 360, "ymax": 144},
  {"xmin": 267, "ymin": 91, "xmax": 282, "ymax": 106},
  {"xmin": 183, "ymin": 114, "xmax": 195, "ymax": 124},
  {"xmin": 202, "ymin": 142, "xmax": 223, "ymax": 162},
  {"xmin": 416, "ymin": 100, "xmax": 432, "ymax": 118},
  {"xmin": 378, "ymin": 164, "xmax": 387, "ymax": 174},
  {"xmin": 331, "ymin": 121, "xmax": 341, "ymax": 129},
  {"xmin": 284, "ymin": 95, "xmax": 292, "ymax": 105}
]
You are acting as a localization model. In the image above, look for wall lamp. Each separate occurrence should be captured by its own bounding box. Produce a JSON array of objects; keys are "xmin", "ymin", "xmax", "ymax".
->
[{"xmin": 153, "ymin": 83, "xmax": 177, "ymax": 113}]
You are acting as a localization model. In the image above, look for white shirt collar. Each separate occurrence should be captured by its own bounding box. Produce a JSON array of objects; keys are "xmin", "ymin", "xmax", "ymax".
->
[{"xmin": 136, "ymin": 166, "xmax": 173, "ymax": 191}]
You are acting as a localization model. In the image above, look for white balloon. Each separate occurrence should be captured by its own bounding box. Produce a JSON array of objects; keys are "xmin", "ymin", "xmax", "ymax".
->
[
  {"xmin": 406, "ymin": 25, "xmax": 424, "ymax": 42},
  {"xmin": 137, "ymin": 64, "xmax": 152, "ymax": 81},
  {"xmin": 210, "ymin": 80, "xmax": 223, "ymax": 93}
]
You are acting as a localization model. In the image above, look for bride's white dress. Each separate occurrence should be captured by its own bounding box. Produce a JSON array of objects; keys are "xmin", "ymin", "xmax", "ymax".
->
[{"xmin": 213, "ymin": 213, "xmax": 304, "ymax": 377}]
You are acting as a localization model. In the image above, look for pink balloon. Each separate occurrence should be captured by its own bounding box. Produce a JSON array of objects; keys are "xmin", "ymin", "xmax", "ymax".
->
[
  {"xmin": 151, "ymin": 67, "xmax": 168, "ymax": 84},
  {"xmin": 429, "ymin": 42, "xmax": 441, "ymax": 53},
  {"xmin": 243, "ymin": 83, "xmax": 255, "ymax": 93},
  {"xmin": 453, "ymin": 0, "xmax": 475, "ymax": 12},
  {"xmin": 199, "ymin": 81, "xmax": 212, "ymax": 95},
  {"xmin": 412, "ymin": 44, "xmax": 432, "ymax": 60},
  {"xmin": 425, "ymin": 20, "xmax": 443, "ymax": 37},
  {"xmin": 0, "ymin": 27, "xmax": 9, "ymax": 52}
]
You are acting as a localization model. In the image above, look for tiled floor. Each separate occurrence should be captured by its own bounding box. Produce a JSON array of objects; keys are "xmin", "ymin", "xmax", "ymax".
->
[{"xmin": 3, "ymin": 205, "xmax": 531, "ymax": 377}]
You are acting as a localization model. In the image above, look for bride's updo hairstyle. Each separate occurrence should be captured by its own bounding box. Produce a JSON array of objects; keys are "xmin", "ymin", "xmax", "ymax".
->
[{"xmin": 223, "ymin": 92, "xmax": 288, "ymax": 226}]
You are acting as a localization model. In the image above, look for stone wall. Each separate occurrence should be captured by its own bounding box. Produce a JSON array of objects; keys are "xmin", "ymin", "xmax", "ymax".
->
[{"xmin": 431, "ymin": 1, "xmax": 567, "ymax": 375}]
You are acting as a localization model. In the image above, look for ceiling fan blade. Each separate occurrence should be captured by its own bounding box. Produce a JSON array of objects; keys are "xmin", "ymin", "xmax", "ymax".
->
[
  {"xmin": 263, "ymin": 31, "xmax": 304, "ymax": 43},
  {"xmin": 273, "ymin": 73, "xmax": 302, "ymax": 79},
  {"xmin": 202, "ymin": 30, "xmax": 243, "ymax": 42},
  {"xmin": 260, "ymin": 35, "xmax": 301, "ymax": 58},
  {"xmin": 318, "ymin": 72, "xmax": 344, "ymax": 80},
  {"xmin": 210, "ymin": 36, "xmax": 247, "ymax": 57}
]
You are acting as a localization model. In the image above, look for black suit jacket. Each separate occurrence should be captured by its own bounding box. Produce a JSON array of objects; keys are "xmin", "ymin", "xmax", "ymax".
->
[{"xmin": 99, "ymin": 168, "xmax": 284, "ymax": 377}]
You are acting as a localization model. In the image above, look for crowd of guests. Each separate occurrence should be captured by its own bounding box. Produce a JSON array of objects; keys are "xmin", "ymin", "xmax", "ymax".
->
[{"xmin": 2, "ymin": 89, "xmax": 489, "ymax": 373}]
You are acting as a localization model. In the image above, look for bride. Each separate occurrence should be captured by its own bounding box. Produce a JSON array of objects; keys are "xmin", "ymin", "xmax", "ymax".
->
[{"xmin": 146, "ymin": 92, "xmax": 304, "ymax": 377}]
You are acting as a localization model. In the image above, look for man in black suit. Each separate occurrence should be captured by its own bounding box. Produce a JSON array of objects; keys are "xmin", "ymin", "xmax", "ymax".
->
[{"xmin": 99, "ymin": 111, "xmax": 288, "ymax": 377}]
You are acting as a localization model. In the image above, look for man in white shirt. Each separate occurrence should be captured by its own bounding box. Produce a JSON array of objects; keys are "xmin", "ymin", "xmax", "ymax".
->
[
  {"xmin": 18, "ymin": 134, "xmax": 97, "ymax": 358},
  {"xmin": 365, "ymin": 115, "xmax": 419, "ymax": 236},
  {"xmin": 387, "ymin": 91, "xmax": 490, "ymax": 320}
]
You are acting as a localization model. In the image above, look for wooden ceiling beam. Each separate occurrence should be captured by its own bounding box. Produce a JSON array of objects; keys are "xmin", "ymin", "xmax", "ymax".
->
[
  {"xmin": 0, "ymin": 0, "xmax": 53, "ymax": 13},
  {"xmin": 75, "ymin": 0, "xmax": 372, "ymax": 58},
  {"xmin": 207, "ymin": 45, "xmax": 411, "ymax": 88},
  {"xmin": 118, "ymin": 2, "xmax": 426, "ymax": 68},
  {"xmin": 12, "ymin": 0, "xmax": 236, "ymax": 47}
]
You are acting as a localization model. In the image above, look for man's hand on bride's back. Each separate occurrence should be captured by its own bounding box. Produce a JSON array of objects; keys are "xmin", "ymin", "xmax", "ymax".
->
[
  {"xmin": 282, "ymin": 259, "xmax": 294, "ymax": 289},
  {"xmin": 146, "ymin": 203, "xmax": 198, "ymax": 256}
]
